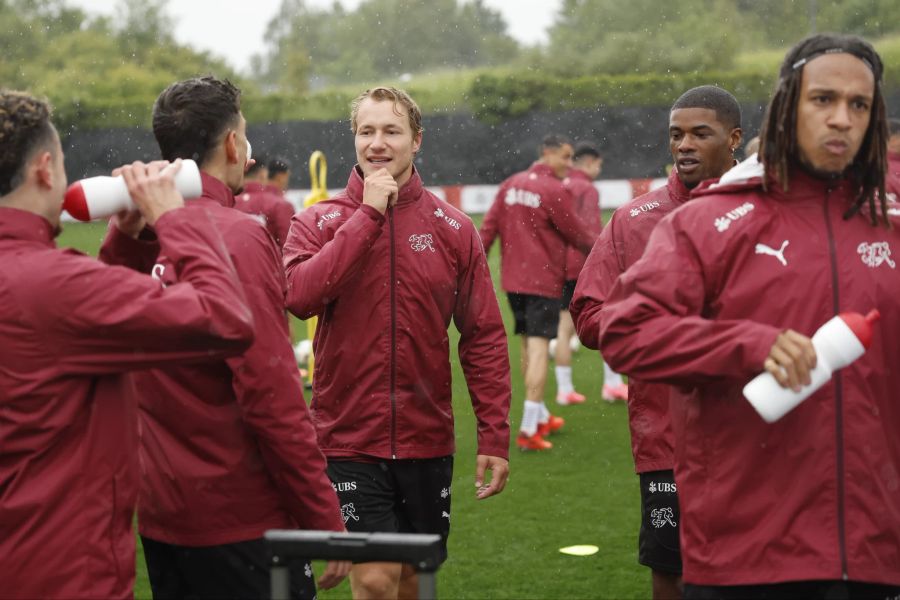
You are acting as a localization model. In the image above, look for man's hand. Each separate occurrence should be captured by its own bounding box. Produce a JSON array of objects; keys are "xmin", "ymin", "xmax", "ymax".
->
[
  {"xmin": 316, "ymin": 560, "xmax": 352, "ymax": 590},
  {"xmin": 362, "ymin": 168, "xmax": 398, "ymax": 214},
  {"xmin": 110, "ymin": 208, "xmax": 146, "ymax": 239},
  {"xmin": 764, "ymin": 329, "xmax": 817, "ymax": 392},
  {"xmin": 114, "ymin": 159, "xmax": 185, "ymax": 226},
  {"xmin": 475, "ymin": 454, "xmax": 509, "ymax": 500}
]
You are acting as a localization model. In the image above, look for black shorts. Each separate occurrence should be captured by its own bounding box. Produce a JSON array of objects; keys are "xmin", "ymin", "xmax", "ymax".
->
[
  {"xmin": 141, "ymin": 536, "xmax": 315, "ymax": 600},
  {"xmin": 560, "ymin": 279, "xmax": 578, "ymax": 311},
  {"xmin": 683, "ymin": 580, "xmax": 900, "ymax": 600},
  {"xmin": 327, "ymin": 456, "xmax": 453, "ymax": 564},
  {"xmin": 638, "ymin": 470, "xmax": 682, "ymax": 575},
  {"xmin": 507, "ymin": 293, "xmax": 560, "ymax": 339}
]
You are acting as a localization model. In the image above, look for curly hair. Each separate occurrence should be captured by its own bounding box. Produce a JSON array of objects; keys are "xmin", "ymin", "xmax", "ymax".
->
[
  {"xmin": 758, "ymin": 34, "xmax": 889, "ymax": 227},
  {"xmin": 0, "ymin": 91, "xmax": 56, "ymax": 196}
]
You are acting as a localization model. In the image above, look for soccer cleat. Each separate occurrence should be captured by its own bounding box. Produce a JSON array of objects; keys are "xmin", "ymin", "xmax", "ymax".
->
[
  {"xmin": 556, "ymin": 390, "xmax": 586, "ymax": 406},
  {"xmin": 602, "ymin": 383, "xmax": 629, "ymax": 403},
  {"xmin": 517, "ymin": 432, "xmax": 553, "ymax": 451},
  {"xmin": 537, "ymin": 415, "xmax": 565, "ymax": 437}
]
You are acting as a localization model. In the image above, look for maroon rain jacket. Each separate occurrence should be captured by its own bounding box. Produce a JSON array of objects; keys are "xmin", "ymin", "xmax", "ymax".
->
[
  {"xmin": 561, "ymin": 167, "xmax": 603, "ymax": 281},
  {"xmin": 235, "ymin": 181, "xmax": 295, "ymax": 248},
  {"xmin": 103, "ymin": 173, "xmax": 344, "ymax": 547},
  {"xmin": 283, "ymin": 166, "xmax": 511, "ymax": 461},
  {"xmin": 599, "ymin": 162, "xmax": 900, "ymax": 586},
  {"xmin": 480, "ymin": 163, "xmax": 595, "ymax": 299},
  {"xmin": 571, "ymin": 168, "xmax": 690, "ymax": 473},
  {"xmin": 0, "ymin": 207, "xmax": 254, "ymax": 599}
]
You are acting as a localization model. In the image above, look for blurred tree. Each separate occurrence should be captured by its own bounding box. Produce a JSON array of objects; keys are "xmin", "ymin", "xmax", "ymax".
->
[
  {"xmin": 545, "ymin": 0, "xmax": 742, "ymax": 75},
  {"xmin": 256, "ymin": 0, "xmax": 519, "ymax": 88}
]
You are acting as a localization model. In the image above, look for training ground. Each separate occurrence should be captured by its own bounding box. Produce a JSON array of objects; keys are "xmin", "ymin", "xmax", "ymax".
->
[{"xmin": 59, "ymin": 212, "xmax": 645, "ymax": 599}]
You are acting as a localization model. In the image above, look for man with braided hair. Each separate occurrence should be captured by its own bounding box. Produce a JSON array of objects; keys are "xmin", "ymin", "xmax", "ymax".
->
[{"xmin": 598, "ymin": 34, "xmax": 900, "ymax": 598}]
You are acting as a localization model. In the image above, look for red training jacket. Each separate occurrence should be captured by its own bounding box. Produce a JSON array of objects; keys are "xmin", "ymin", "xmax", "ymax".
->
[
  {"xmin": 104, "ymin": 173, "xmax": 344, "ymax": 547},
  {"xmin": 571, "ymin": 168, "xmax": 690, "ymax": 473},
  {"xmin": 599, "ymin": 163, "xmax": 900, "ymax": 586},
  {"xmin": 235, "ymin": 181, "xmax": 295, "ymax": 248},
  {"xmin": 284, "ymin": 166, "xmax": 511, "ymax": 461},
  {"xmin": 480, "ymin": 162, "xmax": 595, "ymax": 298},
  {"xmin": 0, "ymin": 207, "xmax": 253, "ymax": 599},
  {"xmin": 561, "ymin": 167, "xmax": 603, "ymax": 281}
]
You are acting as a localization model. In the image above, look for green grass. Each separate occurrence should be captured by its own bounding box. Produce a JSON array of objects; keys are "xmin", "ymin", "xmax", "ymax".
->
[{"xmin": 57, "ymin": 215, "xmax": 645, "ymax": 599}]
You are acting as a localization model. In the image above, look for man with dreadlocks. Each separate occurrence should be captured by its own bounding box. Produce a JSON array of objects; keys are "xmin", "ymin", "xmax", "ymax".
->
[{"xmin": 598, "ymin": 34, "xmax": 900, "ymax": 598}]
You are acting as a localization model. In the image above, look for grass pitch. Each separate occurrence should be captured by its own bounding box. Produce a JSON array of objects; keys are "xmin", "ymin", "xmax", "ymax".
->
[{"xmin": 58, "ymin": 215, "xmax": 646, "ymax": 599}]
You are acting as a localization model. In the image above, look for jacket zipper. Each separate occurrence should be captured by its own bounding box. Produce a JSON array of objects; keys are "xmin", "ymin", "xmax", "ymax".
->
[
  {"xmin": 823, "ymin": 189, "xmax": 848, "ymax": 580},
  {"xmin": 388, "ymin": 206, "xmax": 397, "ymax": 460}
]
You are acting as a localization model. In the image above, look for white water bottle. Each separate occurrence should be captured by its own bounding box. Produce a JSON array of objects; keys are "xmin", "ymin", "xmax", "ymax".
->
[
  {"xmin": 63, "ymin": 159, "xmax": 203, "ymax": 222},
  {"xmin": 743, "ymin": 309, "xmax": 880, "ymax": 423}
]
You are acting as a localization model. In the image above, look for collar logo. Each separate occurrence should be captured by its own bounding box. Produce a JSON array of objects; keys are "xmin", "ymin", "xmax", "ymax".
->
[
  {"xmin": 409, "ymin": 233, "xmax": 435, "ymax": 253},
  {"xmin": 857, "ymin": 241, "xmax": 896, "ymax": 269},
  {"xmin": 755, "ymin": 240, "xmax": 790, "ymax": 266},
  {"xmin": 714, "ymin": 202, "xmax": 755, "ymax": 232}
]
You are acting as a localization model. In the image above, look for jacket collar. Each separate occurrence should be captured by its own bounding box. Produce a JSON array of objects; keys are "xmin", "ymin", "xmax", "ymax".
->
[
  {"xmin": 566, "ymin": 168, "xmax": 592, "ymax": 184},
  {"xmin": 529, "ymin": 162, "xmax": 559, "ymax": 180},
  {"xmin": 667, "ymin": 167, "xmax": 691, "ymax": 205},
  {"xmin": 193, "ymin": 172, "xmax": 236, "ymax": 208},
  {"xmin": 0, "ymin": 207, "xmax": 56, "ymax": 247},
  {"xmin": 345, "ymin": 165, "xmax": 424, "ymax": 207}
]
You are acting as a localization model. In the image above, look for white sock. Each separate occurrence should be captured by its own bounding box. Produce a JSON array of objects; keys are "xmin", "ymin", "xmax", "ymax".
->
[
  {"xmin": 603, "ymin": 361, "xmax": 624, "ymax": 387},
  {"xmin": 555, "ymin": 366, "xmax": 573, "ymax": 395},
  {"xmin": 521, "ymin": 400, "xmax": 543, "ymax": 436},
  {"xmin": 538, "ymin": 401, "xmax": 551, "ymax": 424}
]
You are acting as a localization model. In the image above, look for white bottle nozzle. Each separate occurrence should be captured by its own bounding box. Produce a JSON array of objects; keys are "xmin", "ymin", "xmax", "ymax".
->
[{"xmin": 63, "ymin": 159, "xmax": 203, "ymax": 222}]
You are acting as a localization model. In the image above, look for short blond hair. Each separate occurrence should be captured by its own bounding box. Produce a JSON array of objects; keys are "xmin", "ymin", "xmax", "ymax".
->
[{"xmin": 350, "ymin": 87, "xmax": 423, "ymax": 137}]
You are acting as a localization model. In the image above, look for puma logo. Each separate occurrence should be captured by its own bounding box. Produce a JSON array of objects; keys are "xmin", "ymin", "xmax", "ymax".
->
[{"xmin": 755, "ymin": 240, "xmax": 789, "ymax": 266}]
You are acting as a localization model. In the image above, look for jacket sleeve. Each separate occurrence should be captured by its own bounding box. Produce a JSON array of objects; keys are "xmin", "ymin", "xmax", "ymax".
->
[
  {"xmin": 225, "ymin": 221, "xmax": 345, "ymax": 532},
  {"xmin": 479, "ymin": 188, "xmax": 503, "ymax": 252},
  {"xmin": 283, "ymin": 205, "xmax": 385, "ymax": 319},
  {"xmin": 98, "ymin": 220, "xmax": 160, "ymax": 273},
  {"xmin": 570, "ymin": 210, "xmax": 626, "ymax": 350},
  {"xmin": 453, "ymin": 224, "xmax": 511, "ymax": 460},
  {"xmin": 598, "ymin": 213, "xmax": 780, "ymax": 385},
  {"xmin": 29, "ymin": 207, "xmax": 254, "ymax": 375},
  {"xmin": 272, "ymin": 199, "xmax": 296, "ymax": 248},
  {"xmin": 546, "ymin": 186, "xmax": 595, "ymax": 254},
  {"xmin": 581, "ymin": 185, "xmax": 603, "ymax": 239}
]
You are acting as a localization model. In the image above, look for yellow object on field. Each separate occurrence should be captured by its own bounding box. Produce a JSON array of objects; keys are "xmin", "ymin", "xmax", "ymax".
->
[
  {"xmin": 558, "ymin": 545, "xmax": 600, "ymax": 556},
  {"xmin": 303, "ymin": 151, "xmax": 329, "ymax": 385}
]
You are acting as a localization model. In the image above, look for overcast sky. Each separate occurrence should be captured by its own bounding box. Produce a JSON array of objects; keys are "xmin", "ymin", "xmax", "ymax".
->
[{"xmin": 67, "ymin": 0, "xmax": 562, "ymax": 73}]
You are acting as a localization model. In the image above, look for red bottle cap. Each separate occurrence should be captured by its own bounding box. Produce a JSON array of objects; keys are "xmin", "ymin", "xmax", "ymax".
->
[
  {"xmin": 839, "ymin": 309, "xmax": 880, "ymax": 348},
  {"xmin": 63, "ymin": 182, "xmax": 91, "ymax": 222}
]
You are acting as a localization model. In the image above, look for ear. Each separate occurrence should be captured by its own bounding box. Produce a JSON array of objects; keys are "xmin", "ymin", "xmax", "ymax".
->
[
  {"xmin": 730, "ymin": 128, "xmax": 744, "ymax": 153},
  {"xmin": 412, "ymin": 132, "xmax": 423, "ymax": 154},
  {"xmin": 224, "ymin": 130, "xmax": 238, "ymax": 165},
  {"xmin": 34, "ymin": 151, "xmax": 55, "ymax": 190}
]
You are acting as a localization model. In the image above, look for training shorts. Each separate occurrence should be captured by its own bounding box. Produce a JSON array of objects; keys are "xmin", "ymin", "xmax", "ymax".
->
[
  {"xmin": 507, "ymin": 292, "xmax": 560, "ymax": 339},
  {"xmin": 560, "ymin": 279, "xmax": 578, "ymax": 311},
  {"xmin": 638, "ymin": 469, "xmax": 683, "ymax": 575},
  {"xmin": 327, "ymin": 456, "xmax": 453, "ymax": 564}
]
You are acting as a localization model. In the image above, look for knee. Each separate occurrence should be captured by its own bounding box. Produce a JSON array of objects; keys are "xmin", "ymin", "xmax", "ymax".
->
[{"xmin": 351, "ymin": 564, "xmax": 401, "ymax": 599}]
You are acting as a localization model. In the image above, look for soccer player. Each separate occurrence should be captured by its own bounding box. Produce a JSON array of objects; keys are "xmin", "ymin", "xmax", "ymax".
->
[
  {"xmin": 235, "ymin": 157, "xmax": 296, "ymax": 248},
  {"xmin": 283, "ymin": 86, "xmax": 511, "ymax": 599},
  {"xmin": 572, "ymin": 85, "xmax": 743, "ymax": 600},
  {"xmin": 554, "ymin": 141, "xmax": 603, "ymax": 406},
  {"xmin": 599, "ymin": 35, "xmax": 900, "ymax": 598},
  {"xmin": 105, "ymin": 77, "xmax": 349, "ymax": 599},
  {"xmin": 268, "ymin": 155, "xmax": 292, "ymax": 194},
  {"xmin": 0, "ymin": 90, "xmax": 254, "ymax": 598},
  {"xmin": 481, "ymin": 134, "xmax": 595, "ymax": 451}
]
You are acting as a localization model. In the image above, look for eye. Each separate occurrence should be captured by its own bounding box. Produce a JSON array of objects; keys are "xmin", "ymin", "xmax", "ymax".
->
[
  {"xmin": 852, "ymin": 99, "xmax": 870, "ymax": 111},
  {"xmin": 812, "ymin": 95, "xmax": 830, "ymax": 105}
]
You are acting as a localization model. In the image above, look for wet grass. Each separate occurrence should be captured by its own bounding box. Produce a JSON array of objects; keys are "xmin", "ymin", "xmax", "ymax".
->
[{"xmin": 58, "ymin": 214, "xmax": 646, "ymax": 599}]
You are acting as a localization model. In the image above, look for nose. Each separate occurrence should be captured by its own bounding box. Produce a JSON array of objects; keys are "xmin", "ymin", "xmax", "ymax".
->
[
  {"xmin": 827, "ymin": 101, "xmax": 852, "ymax": 130},
  {"xmin": 677, "ymin": 135, "xmax": 697, "ymax": 153},
  {"xmin": 370, "ymin": 130, "xmax": 387, "ymax": 149}
]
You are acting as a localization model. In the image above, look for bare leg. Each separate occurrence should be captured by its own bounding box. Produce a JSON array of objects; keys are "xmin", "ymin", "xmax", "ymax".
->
[
  {"xmin": 349, "ymin": 562, "xmax": 402, "ymax": 600},
  {"xmin": 397, "ymin": 563, "xmax": 418, "ymax": 600},
  {"xmin": 651, "ymin": 570, "xmax": 682, "ymax": 600},
  {"xmin": 555, "ymin": 310, "xmax": 574, "ymax": 367},
  {"xmin": 525, "ymin": 336, "xmax": 549, "ymax": 401}
]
